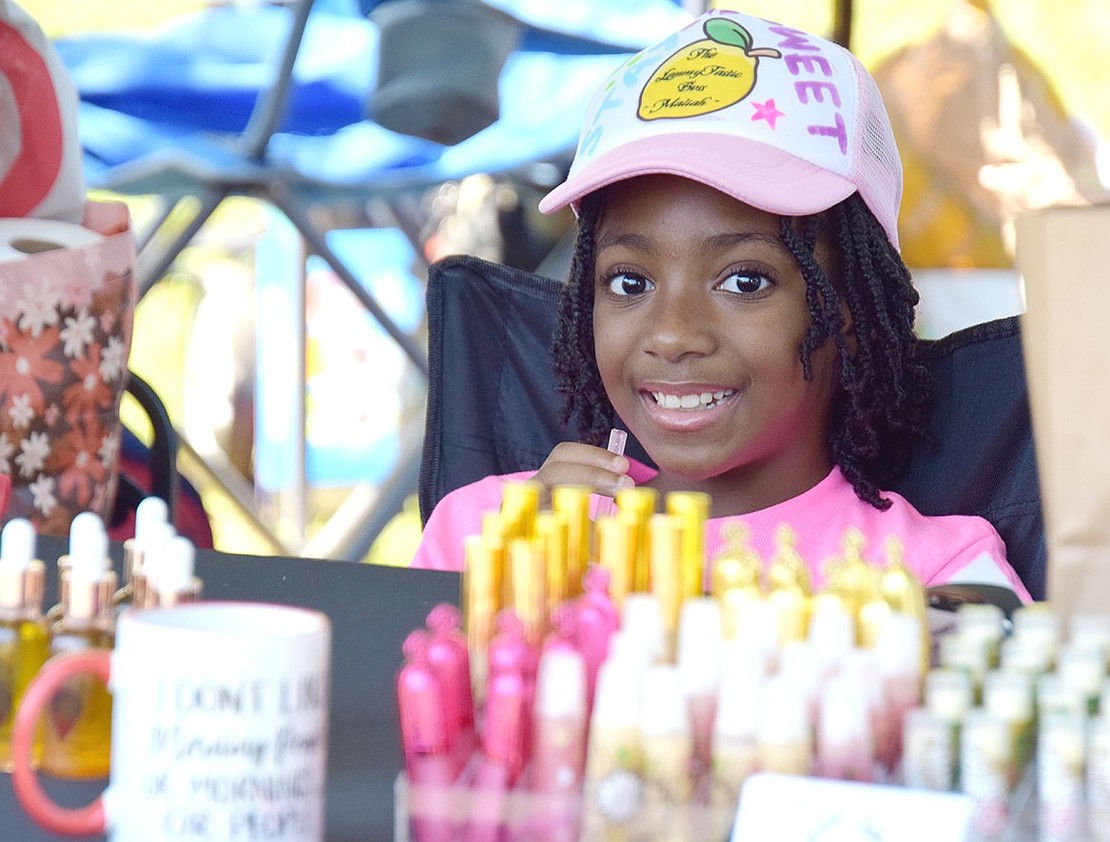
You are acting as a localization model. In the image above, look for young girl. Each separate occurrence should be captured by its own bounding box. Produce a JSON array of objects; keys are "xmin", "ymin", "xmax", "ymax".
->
[{"xmin": 411, "ymin": 9, "xmax": 1031, "ymax": 603}]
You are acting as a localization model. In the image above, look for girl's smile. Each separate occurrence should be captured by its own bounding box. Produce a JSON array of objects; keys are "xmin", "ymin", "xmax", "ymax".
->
[{"xmin": 592, "ymin": 175, "xmax": 844, "ymax": 516}]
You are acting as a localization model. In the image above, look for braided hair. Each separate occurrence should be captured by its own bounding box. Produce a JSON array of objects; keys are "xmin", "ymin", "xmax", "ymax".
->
[{"xmin": 552, "ymin": 190, "xmax": 931, "ymax": 510}]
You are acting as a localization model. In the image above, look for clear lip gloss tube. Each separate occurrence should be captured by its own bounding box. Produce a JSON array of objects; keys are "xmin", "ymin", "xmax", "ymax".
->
[
  {"xmin": 959, "ymin": 708, "xmax": 1013, "ymax": 839},
  {"xmin": 1037, "ymin": 711, "xmax": 1087, "ymax": 842},
  {"xmin": 677, "ymin": 597, "xmax": 723, "ymax": 793}
]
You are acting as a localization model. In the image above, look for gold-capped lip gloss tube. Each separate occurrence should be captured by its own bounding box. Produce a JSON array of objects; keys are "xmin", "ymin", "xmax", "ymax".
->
[
  {"xmin": 551, "ymin": 485, "xmax": 592, "ymax": 595},
  {"xmin": 482, "ymin": 512, "xmax": 508, "ymax": 611},
  {"xmin": 536, "ymin": 510, "xmax": 570, "ymax": 622},
  {"xmin": 665, "ymin": 491, "xmax": 710, "ymax": 599},
  {"xmin": 649, "ymin": 512, "xmax": 683, "ymax": 663},
  {"xmin": 616, "ymin": 486, "xmax": 659, "ymax": 593},
  {"xmin": 596, "ymin": 514, "xmax": 636, "ymax": 613},
  {"xmin": 463, "ymin": 534, "xmax": 500, "ymax": 702},
  {"xmin": 508, "ymin": 537, "xmax": 547, "ymax": 648},
  {"xmin": 500, "ymin": 479, "xmax": 542, "ymax": 543}
]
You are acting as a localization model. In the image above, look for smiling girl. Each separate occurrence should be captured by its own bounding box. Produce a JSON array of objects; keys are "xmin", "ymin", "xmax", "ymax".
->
[{"xmin": 411, "ymin": 9, "xmax": 1030, "ymax": 604}]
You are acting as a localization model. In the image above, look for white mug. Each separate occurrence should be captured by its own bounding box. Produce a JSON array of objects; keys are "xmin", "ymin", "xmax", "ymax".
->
[{"xmin": 12, "ymin": 601, "xmax": 331, "ymax": 842}]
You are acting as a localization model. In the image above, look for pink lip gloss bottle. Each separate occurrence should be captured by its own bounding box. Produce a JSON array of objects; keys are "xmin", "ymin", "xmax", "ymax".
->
[
  {"xmin": 574, "ymin": 566, "xmax": 619, "ymax": 713},
  {"xmin": 426, "ymin": 603, "xmax": 476, "ymax": 776},
  {"xmin": 467, "ymin": 660, "xmax": 526, "ymax": 842},
  {"xmin": 397, "ymin": 630, "xmax": 456, "ymax": 842}
]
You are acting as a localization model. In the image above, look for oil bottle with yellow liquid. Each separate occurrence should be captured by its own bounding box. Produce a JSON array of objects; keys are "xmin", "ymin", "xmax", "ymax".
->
[
  {"xmin": 0, "ymin": 518, "xmax": 49, "ymax": 770},
  {"xmin": 42, "ymin": 512, "xmax": 116, "ymax": 779}
]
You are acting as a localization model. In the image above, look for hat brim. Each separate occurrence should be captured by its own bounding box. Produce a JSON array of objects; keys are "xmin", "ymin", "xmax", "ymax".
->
[{"xmin": 538, "ymin": 132, "xmax": 858, "ymax": 221}]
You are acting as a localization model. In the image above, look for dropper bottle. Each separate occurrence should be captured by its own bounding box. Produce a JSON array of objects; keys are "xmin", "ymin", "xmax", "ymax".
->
[
  {"xmin": 114, "ymin": 495, "xmax": 169, "ymax": 609},
  {"xmin": 143, "ymin": 535, "xmax": 203, "ymax": 609},
  {"xmin": 42, "ymin": 512, "xmax": 116, "ymax": 779},
  {"xmin": 0, "ymin": 518, "xmax": 49, "ymax": 770}
]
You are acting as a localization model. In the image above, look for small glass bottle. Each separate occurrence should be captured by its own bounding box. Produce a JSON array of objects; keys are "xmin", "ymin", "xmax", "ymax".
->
[
  {"xmin": 113, "ymin": 495, "xmax": 169, "ymax": 609},
  {"xmin": 0, "ymin": 518, "xmax": 49, "ymax": 770},
  {"xmin": 141, "ymin": 535, "xmax": 203, "ymax": 609},
  {"xmin": 42, "ymin": 513, "xmax": 117, "ymax": 780}
]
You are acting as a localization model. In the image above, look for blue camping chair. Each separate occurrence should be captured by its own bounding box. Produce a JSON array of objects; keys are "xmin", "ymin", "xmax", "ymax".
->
[{"xmin": 54, "ymin": 0, "xmax": 692, "ymax": 557}]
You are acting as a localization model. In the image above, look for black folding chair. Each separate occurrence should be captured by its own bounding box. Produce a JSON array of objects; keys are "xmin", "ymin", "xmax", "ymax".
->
[{"xmin": 418, "ymin": 254, "xmax": 1046, "ymax": 600}]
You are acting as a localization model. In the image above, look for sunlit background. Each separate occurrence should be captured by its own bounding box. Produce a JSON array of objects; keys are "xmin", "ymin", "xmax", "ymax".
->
[{"xmin": 18, "ymin": 0, "xmax": 1110, "ymax": 563}]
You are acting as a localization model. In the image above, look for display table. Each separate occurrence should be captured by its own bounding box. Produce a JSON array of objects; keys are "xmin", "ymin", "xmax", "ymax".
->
[{"xmin": 0, "ymin": 535, "xmax": 460, "ymax": 842}]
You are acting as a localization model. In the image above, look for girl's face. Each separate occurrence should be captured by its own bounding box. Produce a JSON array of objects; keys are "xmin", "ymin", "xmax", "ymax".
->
[{"xmin": 592, "ymin": 175, "xmax": 842, "ymax": 514}]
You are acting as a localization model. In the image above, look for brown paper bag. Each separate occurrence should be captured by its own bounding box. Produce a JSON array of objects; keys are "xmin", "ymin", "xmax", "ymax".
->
[{"xmin": 1015, "ymin": 205, "xmax": 1110, "ymax": 619}]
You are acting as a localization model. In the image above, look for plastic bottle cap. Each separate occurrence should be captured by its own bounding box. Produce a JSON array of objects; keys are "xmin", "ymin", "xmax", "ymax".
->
[
  {"xmin": 0, "ymin": 517, "xmax": 36, "ymax": 609},
  {"xmin": 982, "ymin": 669, "xmax": 1033, "ymax": 722},
  {"xmin": 714, "ymin": 659, "xmax": 762, "ymax": 740},
  {"xmin": 677, "ymin": 597, "xmax": 723, "ymax": 695},
  {"xmin": 69, "ymin": 512, "xmax": 108, "ymax": 583},
  {"xmin": 135, "ymin": 496, "xmax": 169, "ymax": 546},
  {"xmin": 1057, "ymin": 642, "xmax": 1107, "ymax": 694},
  {"xmin": 535, "ymin": 646, "xmax": 587, "ymax": 719},
  {"xmin": 758, "ymin": 673, "xmax": 808, "ymax": 743},
  {"xmin": 819, "ymin": 672, "xmax": 869, "ymax": 742},
  {"xmin": 0, "ymin": 517, "xmax": 35, "ymax": 570},
  {"xmin": 875, "ymin": 613, "xmax": 924, "ymax": 677},
  {"xmin": 591, "ymin": 659, "xmax": 640, "ymax": 729},
  {"xmin": 621, "ymin": 593, "xmax": 665, "ymax": 662},
  {"xmin": 807, "ymin": 597, "xmax": 853, "ymax": 673},
  {"xmin": 155, "ymin": 536, "xmax": 196, "ymax": 593},
  {"xmin": 925, "ymin": 669, "xmax": 974, "ymax": 721},
  {"xmin": 778, "ymin": 640, "xmax": 819, "ymax": 703},
  {"xmin": 638, "ymin": 664, "xmax": 688, "ymax": 737}
]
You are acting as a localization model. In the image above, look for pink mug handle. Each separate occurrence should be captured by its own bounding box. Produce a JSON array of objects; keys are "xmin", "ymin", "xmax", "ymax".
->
[{"xmin": 12, "ymin": 649, "xmax": 110, "ymax": 836}]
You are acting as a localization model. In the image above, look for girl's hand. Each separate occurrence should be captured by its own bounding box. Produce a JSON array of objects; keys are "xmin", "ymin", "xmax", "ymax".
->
[{"xmin": 533, "ymin": 441, "xmax": 633, "ymax": 500}]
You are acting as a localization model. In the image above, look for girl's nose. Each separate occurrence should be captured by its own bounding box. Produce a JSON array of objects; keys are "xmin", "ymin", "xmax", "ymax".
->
[{"xmin": 642, "ymin": 287, "xmax": 716, "ymax": 362}]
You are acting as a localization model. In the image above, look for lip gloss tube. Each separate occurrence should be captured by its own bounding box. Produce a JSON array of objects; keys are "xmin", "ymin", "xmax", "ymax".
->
[
  {"xmin": 426, "ymin": 604, "xmax": 476, "ymax": 777},
  {"xmin": 463, "ymin": 534, "xmax": 501, "ymax": 705},
  {"xmin": 574, "ymin": 566, "xmax": 619, "ymax": 712},
  {"xmin": 677, "ymin": 597, "xmax": 723, "ymax": 792},
  {"xmin": 756, "ymin": 672, "xmax": 812, "ymax": 776},
  {"xmin": 467, "ymin": 660, "xmax": 526, "ymax": 842},
  {"xmin": 816, "ymin": 671, "xmax": 874, "ymax": 782},
  {"xmin": 649, "ymin": 513, "xmax": 683, "ymax": 663},
  {"xmin": 397, "ymin": 630, "xmax": 456, "ymax": 842},
  {"xmin": 531, "ymin": 646, "xmax": 588, "ymax": 842},
  {"xmin": 551, "ymin": 486, "xmax": 592, "ymax": 596},
  {"xmin": 639, "ymin": 663, "xmax": 693, "ymax": 807},
  {"xmin": 665, "ymin": 491, "xmax": 710, "ymax": 599},
  {"xmin": 615, "ymin": 486, "xmax": 658, "ymax": 593},
  {"xmin": 711, "ymin": 645, "xmax": 763, "ymax": 808},
  {"xmin": 1037, "ymin": 711, "xmax": 1087, "ymax": 841},
  {"xmin": 959, "ymin": 708, "xmax": 1013, "ymax": 838},
  {"xmin": 710, "ymin": 522, "xmax": 763, "ymax": 642}
]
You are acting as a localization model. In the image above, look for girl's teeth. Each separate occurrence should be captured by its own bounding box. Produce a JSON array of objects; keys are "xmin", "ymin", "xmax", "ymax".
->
[{"xmin": 651, "ymin": 389, "xmax": 735, "ymax": 410}]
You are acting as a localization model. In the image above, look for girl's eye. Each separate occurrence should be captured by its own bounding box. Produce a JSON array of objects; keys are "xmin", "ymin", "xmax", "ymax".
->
[
  {"xmin": 605, "ymin": 271, "xmax": 654, "ymax": 296},
  {"xmin": 718, "ymin": 270, "xmax": 772, "ymax": 295}
]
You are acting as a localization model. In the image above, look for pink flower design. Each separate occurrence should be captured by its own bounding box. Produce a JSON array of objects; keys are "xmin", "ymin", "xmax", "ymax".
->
[
  {"xmin": 52, "ymin": 417, "xmax": 109, "ymax": 508},
  {"xmin": 0, "ymin": 325, "xmax": 65, "ymax": 411},
  {"xmin": 62, "ymin": 349, "xmax": 112, "ymax": 423}
]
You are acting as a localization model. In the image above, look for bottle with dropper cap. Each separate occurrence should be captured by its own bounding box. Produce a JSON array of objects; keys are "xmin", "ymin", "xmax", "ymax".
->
[
  {"xmin": 42, "ymin": 511, "xmax": 116, "ymax": 779},
  {"xmin": 143, "ymin": 535, "xmax": 203, "ymax": 609},
  {"xmin": 0, "ymin": 517, "xmax": 49, "ymax": 770},
  {"xmin": 114, "ymin": 495, "xmax": 170, "ymax": 609}
]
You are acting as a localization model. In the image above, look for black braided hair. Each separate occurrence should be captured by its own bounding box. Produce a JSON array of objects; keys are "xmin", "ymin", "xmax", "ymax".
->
[{"xmin": 552, "ymin": 190, "xmax": 931, "ymax": 510}]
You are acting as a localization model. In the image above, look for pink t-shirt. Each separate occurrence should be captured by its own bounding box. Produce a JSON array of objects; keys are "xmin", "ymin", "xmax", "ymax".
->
[{"xmin": 412, "ymin": 462, "xmax": 1031, "ymax": 602}]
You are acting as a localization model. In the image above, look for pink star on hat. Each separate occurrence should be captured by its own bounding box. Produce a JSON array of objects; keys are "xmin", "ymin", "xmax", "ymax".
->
[{"xmin": 751, "ymin": 98, "xmax": 785, "ymax": 129}]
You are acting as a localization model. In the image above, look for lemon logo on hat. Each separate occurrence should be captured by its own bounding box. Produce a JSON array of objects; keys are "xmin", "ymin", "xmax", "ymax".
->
[{"xmin": 639, "ymin": 18, "xmax": 781, "ymax": 121}]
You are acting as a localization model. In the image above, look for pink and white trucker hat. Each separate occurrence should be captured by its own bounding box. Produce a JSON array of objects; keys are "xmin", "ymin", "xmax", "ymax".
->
[{"xmin": 538, "ymin": 10, "xmax": 904, "ymax": 249}]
